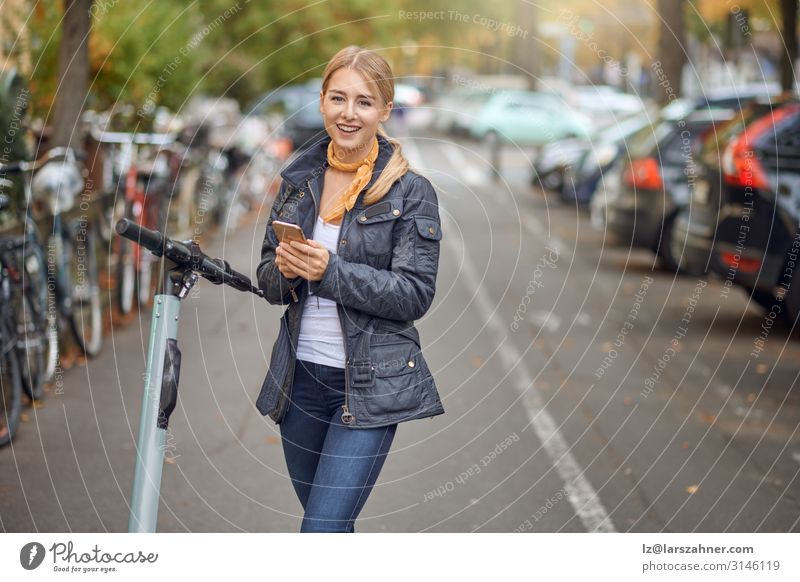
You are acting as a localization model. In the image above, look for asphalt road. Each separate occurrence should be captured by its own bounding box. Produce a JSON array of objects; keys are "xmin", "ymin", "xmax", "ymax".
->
[{"xmin": 2, "ymin": 132, "xmax": 799, "ymax": 532}]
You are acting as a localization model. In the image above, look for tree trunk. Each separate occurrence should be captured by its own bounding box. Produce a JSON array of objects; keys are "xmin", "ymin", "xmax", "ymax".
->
[
  {"xmin": 51, "ymin": 0, "xmax": 93, "ymax": 150},
  {"xmin": 513, "ymin": 1, "xmax": 539, "ymax": 90},
  {"xmin": 781, "ymin": 0, "xmax": 798, "ymax": 93},
  {"xmin": 655, "ymin": 0, "xmax": 686, "ymax": 104}
]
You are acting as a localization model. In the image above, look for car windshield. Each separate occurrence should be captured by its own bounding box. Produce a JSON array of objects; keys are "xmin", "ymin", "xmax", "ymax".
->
[
  {"xmin": 698, "ymin": 101, "xmax": 782, "ymax": 168},
  {"xmin": 625, "ymin": 121, "xmax": 673, "ymax": 158},
  {"xmin": 596, "ymin": 114, "xmax": 653, "ymax": 143}
]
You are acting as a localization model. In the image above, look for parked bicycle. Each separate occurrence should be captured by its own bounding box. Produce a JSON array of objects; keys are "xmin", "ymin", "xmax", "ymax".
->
[
  {"xmin": 0, "ymin": 193, "xmax": 25, "ymax": 447},
  {"xmin": 0, "ymin": 147, "xmax": 102, "ymax": 402},
  {"xmin": 89, "ymin": 125, "xmax": 176, "ymax": 315}
]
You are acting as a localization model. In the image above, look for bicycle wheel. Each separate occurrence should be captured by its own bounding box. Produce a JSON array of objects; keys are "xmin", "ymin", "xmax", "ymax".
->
[
  {"xmin": 0, "ymin": 319, "xmax": 24, "ymax": 447},
  {"xmin": 15, "ymin": 279, "xmax": 45, "ymax": 401},
  {"xmin": 66, "ymin": 217, "xmax": 103, "ymax": 357}
]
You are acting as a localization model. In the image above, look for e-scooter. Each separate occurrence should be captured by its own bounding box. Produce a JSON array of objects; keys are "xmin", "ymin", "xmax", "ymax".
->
[{"xmin": 116, "ymin": 218, "xmax": 264, "ymax": 532}]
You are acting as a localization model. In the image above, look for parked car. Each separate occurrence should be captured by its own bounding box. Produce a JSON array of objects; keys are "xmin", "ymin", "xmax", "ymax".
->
[
  {"xmin": 532, "ymin": 112, "xmax": 651, "ymax": 196},
  {"xmin": 431, "ymin": 88, "xmax": 494, "ymax": 136},
  {"xmin": 469, "ymin": 90, "xmax": 593, "ymax": 145},
  {"xmin": 567, "ymin": 84, "xmax": 646, "ymax": 127},
  {"xmin": 590, "ymin": 105, "xmax": 738, "ymax": 270},
  {"xmin": 558, "ymin": 112, "xmax": 656, "ymax": 204},
  {"xmin": 670, "ymin": 97, "xmax": 797, "ymax": 277},
  {"xmin": 660, "ymin": 83, "xmax": 781, "ymax": 121},
  {"xmin": 248, "ymin": 80, "xmax": 325, "ymax": 151},
  {"xmin": 671, "ymin": 100, "xmax": 800, "ymax": 318},
  {"xmin": 531, "ymin": 136, "xmax": 596, "ymax": 192}
]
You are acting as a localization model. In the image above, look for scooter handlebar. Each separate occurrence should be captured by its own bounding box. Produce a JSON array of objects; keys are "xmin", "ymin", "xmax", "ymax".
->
[{"xmin": 115, "ymin": 218, "xmax": 263, "ymax": 297}]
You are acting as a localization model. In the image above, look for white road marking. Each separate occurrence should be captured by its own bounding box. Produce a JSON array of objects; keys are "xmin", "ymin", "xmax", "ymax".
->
[
  {"xmin": 530, "ymin": 310, "xmax": 562, "ymax": 333},
  {"xmin": 440, "ymin": 142, "xmax": 489, "ymax": 188},
  {"xmin": 440, "ymin": 210, "xmax": 616, "ymax": 532}
]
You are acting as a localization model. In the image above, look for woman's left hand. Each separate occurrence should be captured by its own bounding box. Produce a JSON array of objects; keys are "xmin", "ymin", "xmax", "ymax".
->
[{"xmin": 276, "ymin": 239, "xmax": 330, "ymax": 282}]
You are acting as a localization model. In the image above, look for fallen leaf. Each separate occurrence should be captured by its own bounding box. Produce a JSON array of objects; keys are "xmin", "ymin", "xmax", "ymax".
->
[
  {"xmin": 682, "ymin": 442, "xmax": 690, "ymax": 449},
  {"xmin": 686, "ymin": 485, "xmax": 699, "ymax": 494},
  {"xmin": 20, "ymin": 412, "xmax": 30, "ymax": 422},
  {"xmin": 746, "ymin": 393, "xmax": 756, "ymax": 403},
  {"xmin": 756, "ymin": 363, "xmax": 769, "ymax": 374},
  {"xmin": 601, "ymin": 342, "xmax": 613, "ymax": 353},
  {"xmin": 265, "ymin": 435, "xmax": 280, "ymax": 445},
  {"xmin": 701, "ymin": 413, "xmax": 716, "ymax": 424},
  {"xmin": 470, "ymin": 354, "xmax": 483, "ymax": 368},
  {"xmin": 623, "ymin": 396, "xmax": 633, "ymax": 406}
]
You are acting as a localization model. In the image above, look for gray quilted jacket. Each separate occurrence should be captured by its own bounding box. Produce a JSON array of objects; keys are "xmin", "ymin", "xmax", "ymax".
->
[{"xmin": 255, "ymin": 134, "xmax": 445, "ymax": 428}]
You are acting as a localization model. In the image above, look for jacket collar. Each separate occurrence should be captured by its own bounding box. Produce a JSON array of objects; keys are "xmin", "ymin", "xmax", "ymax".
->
[{"xmin": 280, "ymin": 133, "xmax": 394, "ymax": 195}]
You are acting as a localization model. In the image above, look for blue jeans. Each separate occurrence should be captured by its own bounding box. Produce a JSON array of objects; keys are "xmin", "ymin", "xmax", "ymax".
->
[{"xmin": 279, "ymin": 359, "xmax": 397, "ymax": 532}]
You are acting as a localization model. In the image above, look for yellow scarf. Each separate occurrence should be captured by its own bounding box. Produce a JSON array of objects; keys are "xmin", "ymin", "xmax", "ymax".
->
[{"xmin": 321, "ymin": 137, "xmax": 379, "ymax": 223}]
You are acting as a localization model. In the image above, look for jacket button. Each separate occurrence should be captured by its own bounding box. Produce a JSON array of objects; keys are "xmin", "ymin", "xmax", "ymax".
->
[
  {"xmin": 408, "ymin": 360, "xmax": 415, "ymax": 368},
  {"xmin": 360, "ymin": 215, "xmax": 367, "ymax": 222},
  {"xmin": 340, "ymin": 239, "xmax": 347, "ymax": 246},
  {"xmin": 298, "ymin": 191, "xmax": 305, "ymax": 198},
  {"xmin": 428, "ymin": 226, "xmax": 435, "ymax": 235},
  {"xmin": 392, "ymin": 209, "xmax": 400, "ymax": 216}
]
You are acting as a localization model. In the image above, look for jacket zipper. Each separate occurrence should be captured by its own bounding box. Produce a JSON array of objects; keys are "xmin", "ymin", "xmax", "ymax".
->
[
  {"xmin": 308, "ymin": 173, "xmax": 355, "ymax": 425},
  {"xmin": 275, "ymin": 180, "xmax": 310, "ymax": 421}
]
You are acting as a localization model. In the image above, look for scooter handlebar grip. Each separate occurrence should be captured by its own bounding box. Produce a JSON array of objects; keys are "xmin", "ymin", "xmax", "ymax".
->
[{"xmin": 116, "ymin": 218, "xmax": 164, "ymax": 254}]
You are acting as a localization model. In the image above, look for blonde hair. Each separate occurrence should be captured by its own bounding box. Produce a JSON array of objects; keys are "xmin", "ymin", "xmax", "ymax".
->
[{"xmin": 320, "ymin": 45, "xmax": 410, "ymax": 205}]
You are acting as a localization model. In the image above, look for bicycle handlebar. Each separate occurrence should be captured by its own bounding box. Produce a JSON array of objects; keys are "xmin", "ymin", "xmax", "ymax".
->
[
  {"xmin": 90, "ymin": 126, "xmax": 176, "ymax": 146},
  {"xmin": 0, "ymin": 147, "xmax": 85, "ymax": 174},
  {"xmin": 115, "ymin": 218, "xmax": 264, "ymax": 297}
]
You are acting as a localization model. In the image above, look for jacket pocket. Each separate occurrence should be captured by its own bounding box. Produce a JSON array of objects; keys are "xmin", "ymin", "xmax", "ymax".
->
[
  {"xmin": 363, "ymin": 339, "xmax": 422, "ymax": 415},
  {"xmin": 355, "ymin": 199, "xmax": 404, "ymax": 256},
  {"xmin": 413, "ymin": 215, "xmax": 442, "ymax": 241}
]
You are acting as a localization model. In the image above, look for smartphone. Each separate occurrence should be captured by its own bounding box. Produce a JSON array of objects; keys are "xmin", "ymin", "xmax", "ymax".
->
[{"xmin": 273, "ymin": 220, "xmax": 307, "ymax": 244}]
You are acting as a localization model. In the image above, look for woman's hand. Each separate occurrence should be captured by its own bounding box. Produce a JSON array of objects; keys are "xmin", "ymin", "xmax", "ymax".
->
[
  {"xmin": 274, "ymin": 243, "xmax": 302, "ymax": 280},
  {"xmin": 276, "ymin": 240, "xmax": 330, "ymax": 282}
]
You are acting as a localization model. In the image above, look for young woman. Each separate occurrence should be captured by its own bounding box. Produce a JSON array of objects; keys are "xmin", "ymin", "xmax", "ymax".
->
[{"xmin": 255, "ymin": 45, "xmax": 444, "ymax": 532}]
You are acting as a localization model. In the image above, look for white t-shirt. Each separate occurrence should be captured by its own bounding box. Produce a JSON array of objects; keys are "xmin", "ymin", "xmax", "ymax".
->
[{"xmin": 295, "ymin": 216, "xmax": 346, "ymax": 368}]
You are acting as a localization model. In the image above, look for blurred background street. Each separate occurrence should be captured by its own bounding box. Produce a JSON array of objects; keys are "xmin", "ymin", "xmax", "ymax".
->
[{"xmin": 1, "ymin": 0, "xmax": 799, "ymax": 532}]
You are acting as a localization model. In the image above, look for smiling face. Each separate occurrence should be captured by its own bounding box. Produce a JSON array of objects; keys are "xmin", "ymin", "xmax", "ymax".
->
[{"xmin": 320, "ymin": 67, "xmax": 392, "ymax": 164}]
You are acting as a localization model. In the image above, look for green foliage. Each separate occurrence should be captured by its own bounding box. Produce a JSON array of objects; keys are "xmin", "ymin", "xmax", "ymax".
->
[{"xmin": 26, "ymin": 0, "xmax": 526, "ymax": 113}]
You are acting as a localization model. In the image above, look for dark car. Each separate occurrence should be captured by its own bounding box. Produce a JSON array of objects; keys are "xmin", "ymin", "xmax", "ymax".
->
[
  {"xmin": 671, "ymin": 100, "xmax": 800, "ymax": 318},
  {"xmin": 248, "ymin": 80, "xmax": 326, "ymax": 151},
  {"xmin": 560, "ymin": 112, "xmax": 655, "ymax": 205},
  {"xmin": 532, "ymin": 113, "xmax": 650, "ymax": 196},
  {"xmin": 531, "ymin": 136, "xmax": 593, "ymax": 192},
  {"xmin": 670, "ymin": 97, "xmax": 797, "ymax": 276},
  {"xmin": 590, "ymin": 106, "xmax": 737, "ymax": 270}
]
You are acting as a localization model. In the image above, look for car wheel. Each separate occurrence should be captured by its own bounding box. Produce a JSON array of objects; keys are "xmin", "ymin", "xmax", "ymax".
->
[
  {"xmin": 541, "ymin": 171, "xmax": 563, "ymax": 192},
  {"xmin": 658, "ymin": 215, "xmax": 682, "ymax": 272}
]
